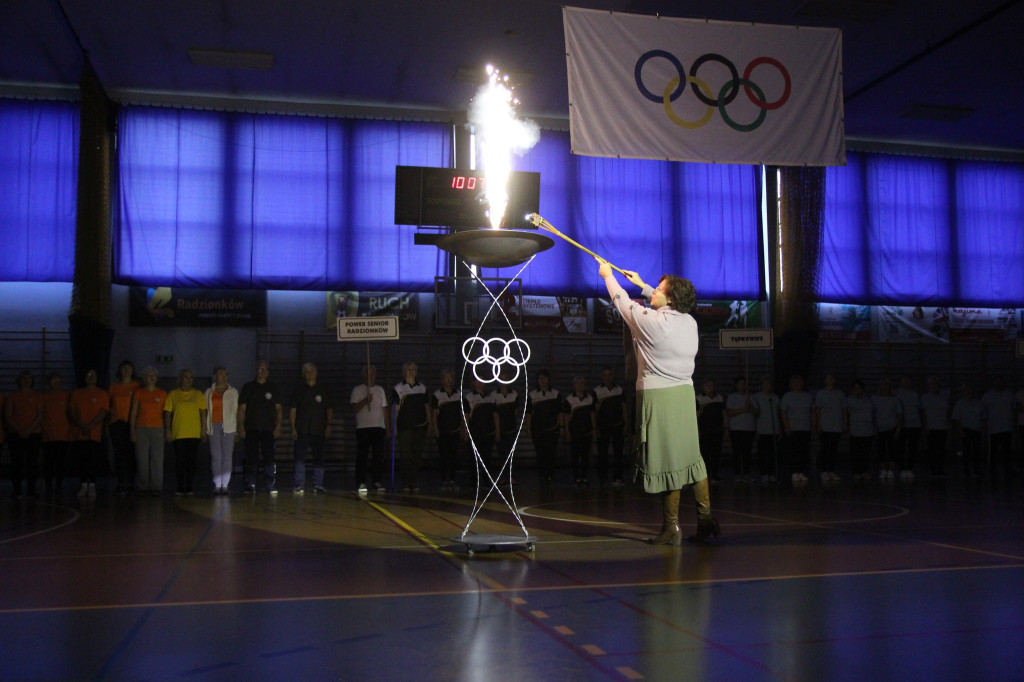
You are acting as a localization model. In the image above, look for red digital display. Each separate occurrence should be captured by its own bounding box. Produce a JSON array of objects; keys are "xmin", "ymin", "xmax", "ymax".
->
[
  {"xmin": 450, "ymin": 176, "xmax": 486, "ymax": 190},
  {"xmin": 395, "ymin": 166, "xmax": 540, "ymax": 228}
]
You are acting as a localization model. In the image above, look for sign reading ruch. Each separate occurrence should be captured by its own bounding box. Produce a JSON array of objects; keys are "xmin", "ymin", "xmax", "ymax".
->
[
  {"xmin": 336, "ymin": 316, "xmax": 400, "ymax": 341},
  {"xmin": 719, "ymin": 328, "xmax": 774, "ymax": 350}
]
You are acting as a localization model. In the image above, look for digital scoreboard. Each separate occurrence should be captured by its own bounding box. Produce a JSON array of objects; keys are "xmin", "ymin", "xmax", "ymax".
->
[{"xmin": 395, "ymin": 166, "xmax": 540, "ymax": 229}]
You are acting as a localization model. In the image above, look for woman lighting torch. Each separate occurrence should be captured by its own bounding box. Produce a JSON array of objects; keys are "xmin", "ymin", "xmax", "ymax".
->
[{"xmin": 597, "ymin": 256, "xmax": 720, "ymax": 545}]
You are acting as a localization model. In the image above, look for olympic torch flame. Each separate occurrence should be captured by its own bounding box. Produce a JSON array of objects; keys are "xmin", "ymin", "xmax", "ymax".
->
[{"xmin": 469, "ymin": 65, "xmax": 539, "ymax": 228}]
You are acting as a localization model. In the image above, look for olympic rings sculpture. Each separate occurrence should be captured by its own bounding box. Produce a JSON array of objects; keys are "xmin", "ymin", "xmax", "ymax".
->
[
  {"xmin": 461, "ymin": 336, "xmax": 532, "ymax": 384},
  {"xmin": 634, "ymin": 50, "xmax": 791, "ymax": 132}
]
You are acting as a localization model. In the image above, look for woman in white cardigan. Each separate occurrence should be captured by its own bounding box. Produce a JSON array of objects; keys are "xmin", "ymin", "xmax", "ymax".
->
[
  {"xmin": 599, "ymin": 258, "xmax": 720, "ymax": 545},
  {"xmin": 205, "ymin": 367, "xmax": 239, "ymax": 495}
]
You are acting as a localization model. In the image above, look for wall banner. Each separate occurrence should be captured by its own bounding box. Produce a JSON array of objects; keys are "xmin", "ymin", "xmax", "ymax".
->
[
  {"xmin": 564, "ymin": 6, "xmax": 845, "ymax": 166},
  {"xmin": 326, "ymin": 292, "xmax": 419, "ymax": 331},
  {"xmin": 129, "ymin": 287, "xmax": 267, "ymax": 327},
  {"xmin": 522, "ymin": 296, "xmax": 587, "ymax": 334}
]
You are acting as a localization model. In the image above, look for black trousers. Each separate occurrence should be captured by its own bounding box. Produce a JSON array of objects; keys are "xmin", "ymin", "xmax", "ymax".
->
[
  {"xmin": 570, "ymin": 434, "xmax": 591, "ymax": 481},
  {"xmin": 9, "ymin": 433, "xmax": 41, "ymax": 497},
  {"xmin": 244, "ymin": 429, "xmax": 277, "ymax": 489},
  {"xmin": 174, "ymin": 438, "xmax": 201, "ymax": 493},
  {"xmin": 109, "ymin": 420, "xmax": 135, "ymax": 489},
  {"xmin": 595, "ymin": 427, "xmax": 624, "ymax": 482},
  {"xmin": 532, "ymin": 429, "xmax": 558, "ymax": 481},
  {"xmin": 730, "ymin": 430, "xmax": 755, "ymax": 476},
  {"xmin": 356, "ymin": 427, "xmax": 386, "ymax": 486}
]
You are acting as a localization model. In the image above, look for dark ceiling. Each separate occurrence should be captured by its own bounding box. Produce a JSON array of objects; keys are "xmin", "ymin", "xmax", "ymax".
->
[{"xmin": 3, "ymin": 0, "xmax": 1024, "ymax": 155}]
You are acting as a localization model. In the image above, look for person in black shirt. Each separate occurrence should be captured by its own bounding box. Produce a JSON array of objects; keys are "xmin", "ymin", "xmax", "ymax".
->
[
  {"xmin": 392, "ymin": 362, "xmax": 428, "ymax": 493},
  {"xmin": 238, "ymin": 360, "xmax": 283, "ymax": 494},
  {"xmin": 430, "ymin": 370, "xmax": 462, "ymax": 490},
  {"xmin": 465, "ymin": 377, "xmax": 499, "ymax": 477},
  {"xmin": 289, "ymin": 363, "xmax": 333, "ymax": 494},
  {"xmin": 594, "ymin": 366, "xmax": 627, "ymax": 487},
  {"xmin": 526, "ymin": 370, "xmax": 561, "ymax": 485},
  {"xmin": 696, "ymin": 378, "xmax": 727, "ymax": 483},
  {"xmin": 563, "ymin": 376, "xmax": 596, "ymax": 486},
  {"xmin": 491, "ymin": 377, "xmax": 521, "ymax": 485}
]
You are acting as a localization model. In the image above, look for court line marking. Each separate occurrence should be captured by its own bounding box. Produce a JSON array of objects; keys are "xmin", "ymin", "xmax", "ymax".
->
[
  {"xmin": 361, "ymin": 497, "xmax": 515, "ymax": 593},
  {"xmin": 92, "ymin": 502, "xmax": 231, "ymax": 682},
  {"xmin": 0, "ymin": 503, "xmax": 81, "ymax": 545},
  {"xmin": 3, "ymin": 561, "xmax": 1022, "ymax": 616},
  {"xmin": 363, "ymin": 500, "xmax": 630, "ymax": 679},
  {"xmin": 518, "ymin": 497, "xmax": 912, "ymax": 527}
]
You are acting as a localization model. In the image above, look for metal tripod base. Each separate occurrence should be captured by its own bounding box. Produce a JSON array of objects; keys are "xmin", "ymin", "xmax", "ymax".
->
[{"xmin": 454, "ymin": 533, "xmax": 538, "ymax": 555}]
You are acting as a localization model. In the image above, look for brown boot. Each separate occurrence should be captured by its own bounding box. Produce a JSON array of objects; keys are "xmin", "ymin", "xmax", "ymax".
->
[
  {"xmin": 688, "ymin": 478, "xmax": 721, "ymax": 544},
  {"xmin": 646, "ymin": 490, "xmax": 681, "ymax": 545}
]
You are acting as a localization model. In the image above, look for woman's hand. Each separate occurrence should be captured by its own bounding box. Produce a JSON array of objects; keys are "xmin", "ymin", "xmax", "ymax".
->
[
  {"xmin": 597, "ymin": 257, "xmax": 612, "ymax": 279},
  {"xmin": 622, "ymin": 270, "xmax": 647, "ymax": 289}
]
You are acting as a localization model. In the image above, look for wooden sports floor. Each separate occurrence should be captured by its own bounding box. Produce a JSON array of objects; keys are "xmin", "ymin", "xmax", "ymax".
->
[{"xmin": 2, "ymin": 470, "xmax": 1022, "ymax": 681}]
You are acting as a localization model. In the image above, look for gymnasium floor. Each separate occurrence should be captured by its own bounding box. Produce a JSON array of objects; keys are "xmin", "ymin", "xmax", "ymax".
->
[{"xmin": 1, "ymin": 470, "xmax": 1023, "ymax": 681}]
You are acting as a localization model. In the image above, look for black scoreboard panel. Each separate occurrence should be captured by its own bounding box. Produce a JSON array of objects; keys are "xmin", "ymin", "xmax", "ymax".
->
[{"xmin": 395, "ymin": 166, "xmax": 540, "ymax": 229}]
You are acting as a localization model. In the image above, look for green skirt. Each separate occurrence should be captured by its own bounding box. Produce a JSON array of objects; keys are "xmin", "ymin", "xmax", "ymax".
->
[{"xmin": 635, "ymin": 384, "xmax": 706, "ymax": 493}]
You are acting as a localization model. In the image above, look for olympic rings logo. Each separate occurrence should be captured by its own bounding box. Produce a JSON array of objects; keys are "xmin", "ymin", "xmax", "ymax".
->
[
  {"xmin": 461, "ymin": 336, "xmax": 531, "ymax": 384},
  {"xmin": 634, "ymin": 50, "xmax": 791, "ymax": 132}
]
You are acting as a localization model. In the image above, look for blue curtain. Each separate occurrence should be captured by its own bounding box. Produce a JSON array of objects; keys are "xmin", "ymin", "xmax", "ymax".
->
[
  {"xmin": 117, "ymin": 108, "xmax": 762, "ymax": 297},
  {"xmin": 820, "ymin": 151, "xmax": 1024, "ymax": 305},
  {"xmin": 0, "ymin": 100, "xmax": 79, "ymax": 282},
  {"xmin": 491, "ymin": 130, "xmax": 763, "ymax": 299},
  {"xmin": 117, "ymin": 107, "xmax": 452, "ymax": 290}
]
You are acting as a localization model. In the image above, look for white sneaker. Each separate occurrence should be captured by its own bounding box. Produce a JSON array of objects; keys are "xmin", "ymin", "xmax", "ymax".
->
[
  {"xmin": 821, "ymin": 472, "xmax": 830, "ymax": 481},
  {"xmin": 357, "ymin": 484, "xmax": 368, "ymax": 495},
  {"xmin": 830, "ymin": 472, "xmax": 841, "ymax": 481},
  {"xmin": 77, "ymin": 484, "xmax": 88, "ymax": 497},
  {"xmin": 904, "ymin": 470, "xmax": 914, "ymax": 481},
  {"xmin": 87, "ymin": 483, "xmax": 96, "ymax": 497},
  {"xmin": 792, "ymin": 473, "xmax": 802, "ymax": 483}
]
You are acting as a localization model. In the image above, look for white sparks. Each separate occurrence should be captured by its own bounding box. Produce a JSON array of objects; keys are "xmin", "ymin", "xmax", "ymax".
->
[{"xmin": 468, "ymin": 64, "xmax": 540, "ymax": 228}]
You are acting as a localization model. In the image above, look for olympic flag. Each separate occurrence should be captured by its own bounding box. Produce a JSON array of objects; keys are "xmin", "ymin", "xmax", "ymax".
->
[{"xmin": 564, "ymin": 7, "xmax": 845, "ymax": 166}]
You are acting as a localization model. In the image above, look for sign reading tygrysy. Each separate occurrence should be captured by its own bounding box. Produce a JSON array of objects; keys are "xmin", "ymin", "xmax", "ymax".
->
[{"xmin": 719, "ymin": 328, "xmax": 774, "ymax": 349}]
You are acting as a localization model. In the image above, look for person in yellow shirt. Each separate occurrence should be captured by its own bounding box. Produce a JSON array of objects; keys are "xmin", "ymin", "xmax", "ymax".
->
[{"xmin": 164, "ymin": 369, "xmax": 206, "ymax": 496}]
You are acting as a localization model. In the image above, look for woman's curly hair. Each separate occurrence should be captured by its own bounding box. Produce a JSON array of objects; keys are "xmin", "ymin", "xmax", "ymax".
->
[{"xmin": 660, "ymin": 275, "xmax": 696, "ymax": 313}]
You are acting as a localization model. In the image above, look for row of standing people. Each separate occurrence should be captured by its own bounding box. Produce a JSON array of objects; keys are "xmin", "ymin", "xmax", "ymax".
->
[
  {"xmin": 1, "ymin": 359, "xmax": 633, "ymax": 498},
  {"xmin": 694, "ymin": 373, "xmax": 1024, "ymax": 485},
  {"xmin": 0, "ymin": 363, "xmax": 241, "ymax": 498},
  {"xmin": 349, "ymin": 363, "xmax": 629, "ymax": 493}
]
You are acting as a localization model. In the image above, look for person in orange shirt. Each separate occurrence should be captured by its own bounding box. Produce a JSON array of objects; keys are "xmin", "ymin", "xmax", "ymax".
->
[
  {"xmin": 69, "ymin": 369, "xmax": 110, "ymax": 497},
  {"xmin": 41, "ymin": 373, "xmax": 72, "ymax": 497},
  {"xmin": 4, "ymin": 371, "xmax": 43, "ymax": 499},
  {"xmin": 130, "ymin": 366, "xmax": 168, "ymax": 495},
  {"xmin": 108, "ymin": 360, "xmax": 139, "ymax": 495}
]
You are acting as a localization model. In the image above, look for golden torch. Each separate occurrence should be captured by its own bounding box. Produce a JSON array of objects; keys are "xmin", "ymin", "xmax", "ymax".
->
[{"xmin": 527, "ymin": 213, "xmax": 630, "ymax": 276}]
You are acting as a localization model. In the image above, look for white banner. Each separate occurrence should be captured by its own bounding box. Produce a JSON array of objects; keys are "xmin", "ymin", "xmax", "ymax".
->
[{"xmin": 564, "ymin": 7, "xmax": 845, "ymax": 166}]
